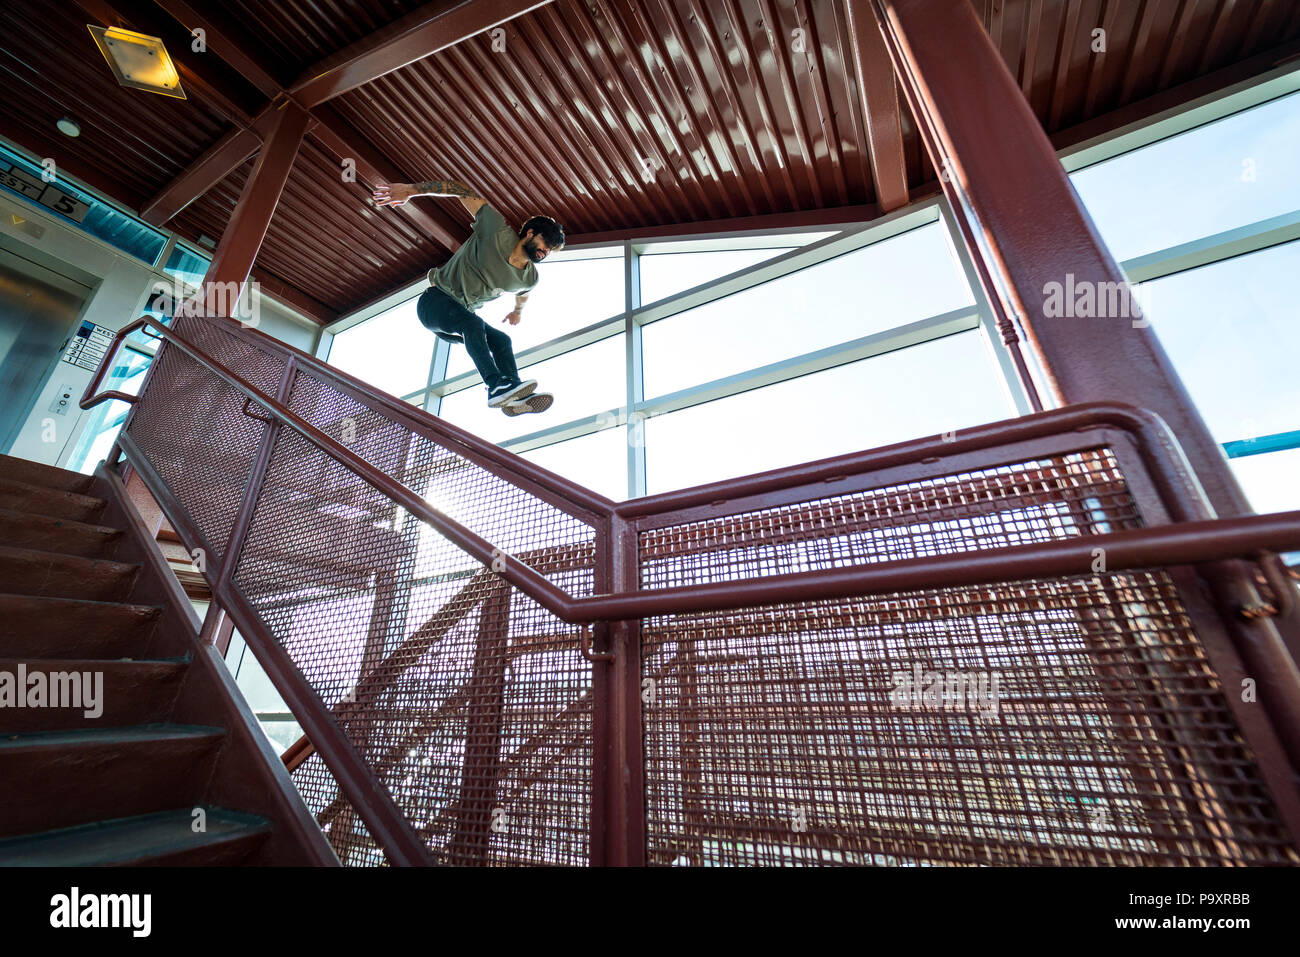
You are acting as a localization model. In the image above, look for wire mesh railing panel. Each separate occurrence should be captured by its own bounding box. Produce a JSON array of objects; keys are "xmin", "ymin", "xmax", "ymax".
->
[
  {"xmin": 174, "ymin": 317, "xmax": 287, "ymax": 398},
  {"xmin": 286, "ymin": 368, "xmax": 598, "ymax": 592},
  {"xmin": 640, "ymin": 452, "xmax": 1140, "ymax": 589},
  {"xmin": 233, "ymin": 427, "xmax": 592, "ymax": 865},
  {"xmin": 292, "ymin": 752, "xmax": 387, "ymax": 866},
  {"xmin": 125, "ymin": 323, "xmax": 286, "ymax": 562},
  {"xmin": 639, "ymin": 450, "xmax": 1297, "ymax": 866}
]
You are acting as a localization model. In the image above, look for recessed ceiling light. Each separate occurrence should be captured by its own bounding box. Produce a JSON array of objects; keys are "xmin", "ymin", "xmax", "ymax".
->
[
  {"xmin": 87, "ymin": 25, "xmax": 187, "ymax": 99},
  {"xmin": 57, "ymin": 118, "xmax": 81, "ymax": 137}
]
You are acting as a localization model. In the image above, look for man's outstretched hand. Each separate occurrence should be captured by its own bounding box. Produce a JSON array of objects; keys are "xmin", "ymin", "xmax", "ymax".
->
[
  {"xmin": 373, "ymin": 183, "xmax": 414, "ymax": 207},
  {"xmin": 503, "ymin": 311, "xmax": 523, "ymax": 326}
]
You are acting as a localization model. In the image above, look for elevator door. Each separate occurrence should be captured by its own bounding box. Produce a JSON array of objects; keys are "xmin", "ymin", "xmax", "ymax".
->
[{"xmin": 0, "ymin": 248, "xmax": 91, "ymax": 451}]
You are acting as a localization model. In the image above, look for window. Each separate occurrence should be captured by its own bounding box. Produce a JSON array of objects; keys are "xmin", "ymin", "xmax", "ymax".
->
[
  {"xmin": 67, "ymin": 344, "xmax": 152, "ymax": 474},
  {"xmin": 518, "ymin": 426, "xmax": 629, "ymax": 502},
  {"xmin": 644, "ymin": 330, "xmax": 1015, "ymax": 494},
  {"xmin": 640, "ymin": 247, "xmax": 794, "ymax": 304},
  {"xmin": 326, "ymin": 296, "xmax": 431, "ymax": 400},
  {"xmin": 642, "ymin": 221, "xmax": 975, "ymax": 398},
  {"xmin": 445, "ymin": 251, "xmax": 625, "ymax": 378},
  {"xmin": 1141, "ymin": 239, "xmax": 1300, "ymax": 514},
  {"xmin": 1143, "ymin": 240, "xmax": 1300, "ymax": 443},
  {"xmin": 0, "ymin": 141, "xmax": 168, "ymax": 265},
  {"xmin": 162, "ymin": 243, "xmax": 211, "ymax": 288},
  {"xmin": 438, "ymin": 335, "xmax": 625, "ymax": 445},
  {"xmin": 1070, "ymin": 91, "xmax": 1300, "ymax": 262},
  {"xmin": 638, "ymin": 231, "xmax": 839, "ymax": 305}
]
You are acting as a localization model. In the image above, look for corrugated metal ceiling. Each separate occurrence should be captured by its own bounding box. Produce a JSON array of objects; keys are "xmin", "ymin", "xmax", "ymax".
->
[{"xmin": 1, "ymin": 0, "xmax": 1297, "ymax": 321}]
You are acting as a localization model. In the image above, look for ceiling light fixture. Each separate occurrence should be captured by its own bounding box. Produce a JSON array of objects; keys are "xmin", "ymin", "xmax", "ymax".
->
[
  {"xmin": 57, "ymin": 118, "xmax": 81, "ymax": 137},
  {"xmin": 87, "ymin": 25, "xmax": 186, "ymax": 99}
]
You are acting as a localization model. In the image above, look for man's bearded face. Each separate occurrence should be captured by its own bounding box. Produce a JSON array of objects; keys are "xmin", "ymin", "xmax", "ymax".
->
[{"xmin": 524, "ymin": 233, "xmax": 554, "ymax": 263}]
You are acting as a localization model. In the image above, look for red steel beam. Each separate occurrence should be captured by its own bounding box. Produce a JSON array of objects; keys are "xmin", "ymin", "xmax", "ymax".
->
[
  {"xmin": 199, "ymin": 100, "xmax": 311, "ymax": 317},
  {"xmin": 141, "ymin": 126, "xmax": 260, "ymax": 225},
  {"xmin": 289, "ymin": 0, "xmax": 555, "ymax": 107},
  {"xmin": 144, "ymin": 4, "xmax": 466, "ymax": 250},
  {"xmin": 844, "ymin": 0, "xmax": 910, "ymax": 212},
  {"xmin": 866, "ymin": 0, "xmax": 1250, "ymax": 517},
  {"xmin": 867, "ymin": 0, "xmax": 1300, "ymax": 794},
  {"xmin": 149, "ymin": 0, "xmax": 282, "ymax": 98}
]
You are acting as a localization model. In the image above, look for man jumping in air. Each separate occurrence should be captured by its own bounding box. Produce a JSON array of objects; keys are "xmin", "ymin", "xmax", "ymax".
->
[{"xmin": 372, "ymin": 177, "xmax": 563, "ymax": 416}]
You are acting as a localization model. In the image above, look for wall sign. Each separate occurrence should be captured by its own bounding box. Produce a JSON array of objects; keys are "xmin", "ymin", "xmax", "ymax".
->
[
  {"xmin": 61, "ymin": 320, "xmax": 115, "ymax": 371},
  {"xmin": 0, "ymin": 159, "xmax": 90, "ymax": 224}
]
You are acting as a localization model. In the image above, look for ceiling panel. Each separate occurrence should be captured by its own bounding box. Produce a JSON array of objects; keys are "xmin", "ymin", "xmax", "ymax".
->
[{"xmin": 2, "ymin": 0, "xmax": 1297, "ymax": 322}]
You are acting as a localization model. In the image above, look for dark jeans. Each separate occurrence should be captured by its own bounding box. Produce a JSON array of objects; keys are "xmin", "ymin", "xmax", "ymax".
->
[{"xmin": 416, "ymin": 285, "xmax": 520, "ymax": 391}]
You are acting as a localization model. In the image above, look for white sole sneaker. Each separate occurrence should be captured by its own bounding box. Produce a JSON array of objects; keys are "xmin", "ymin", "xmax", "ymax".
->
[
  {"xmin": 487, "ymin": 379, "xmax": 539, "ymax": 408},
  {"xmin": 502, "ymin": 393, "xmax": 554, "ymax": 416}
]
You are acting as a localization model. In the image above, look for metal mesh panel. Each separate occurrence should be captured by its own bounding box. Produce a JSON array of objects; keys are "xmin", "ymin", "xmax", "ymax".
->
[
  {"xmin": 292, "ymin": 753, "xmax": 387, "ymax": 866},
  {"xmin": 234, "ymin": 426, "xmax": 593, "ymax": 865},
  {"xmin": 125, "ymin": 320, "xmax": 286, "ymax": 561},
  {"xmin": 287, "ymin": 368, "xmax": 597, "ymax": 592},
  {"xmin": 640, "ymin": 452, "xmax": 1141, "ymax": 588},
  {"xmin": 640, "ymin": 450, "xmax": 1297, "ymax": 866}
]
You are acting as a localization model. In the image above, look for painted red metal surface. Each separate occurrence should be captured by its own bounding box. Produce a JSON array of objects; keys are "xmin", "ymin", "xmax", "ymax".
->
[
  {"xmin": 871, "ymin": 0, "xmax": 1300, "ymax": 795},
  {"xmin": 6, "ymin": 0, "xmax": 1297, "ymax": 318},
  {"xmin": 291, "ymin": 0, "xmax": 557, "ymax": 107},
  {"xmin": 83, "ymin": 309, "xmax": 1300, "ymax": 865},
  {"xmin": 199, "ymin": 100, "xmax": 311, "ymax": 316}
]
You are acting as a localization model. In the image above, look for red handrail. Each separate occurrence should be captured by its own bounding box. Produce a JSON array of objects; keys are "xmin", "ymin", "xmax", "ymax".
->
[{"xmin": 82, "ymin": 316, "xmax": 1300, "ymax": 623}]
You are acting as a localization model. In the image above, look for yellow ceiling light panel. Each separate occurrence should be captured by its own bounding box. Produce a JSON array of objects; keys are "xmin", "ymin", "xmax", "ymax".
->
[{"xmin": 87, "ymin": 25, "xmax": 186, "ymax": 99}]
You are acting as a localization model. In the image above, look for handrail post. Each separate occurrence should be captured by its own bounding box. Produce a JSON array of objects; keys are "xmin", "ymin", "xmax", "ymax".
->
[
  {"xmin": 217, "ymin": 352, "xmax": 297, "ymax": 586},
  {"xmin": 591, "ymin": 513, "xmax": 646, "ymax": 866}
]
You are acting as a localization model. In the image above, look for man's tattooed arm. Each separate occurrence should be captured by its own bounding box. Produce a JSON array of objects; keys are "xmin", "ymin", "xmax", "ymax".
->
[
  {"xmin": 372, "ymin": 179, "xmax": 486, "ymax": 214},
  {"xmin": 410, "ymin": 179, "xmax": 481, "ymax": 199}
]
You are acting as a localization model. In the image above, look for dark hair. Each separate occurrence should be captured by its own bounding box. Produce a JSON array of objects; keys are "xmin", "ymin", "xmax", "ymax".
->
[{"xmin": 521, "ymin": 215, "xmax": 564, "ymax": 249}]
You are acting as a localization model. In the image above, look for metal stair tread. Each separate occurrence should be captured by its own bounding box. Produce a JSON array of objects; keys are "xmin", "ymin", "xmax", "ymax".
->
[
  {"xmin": 0, "ymin": 806, "xmax": 271, "ymax": 866},
  {"xmin": 0, "ymin": 723, "xmax": 226, "ymax": 749}
]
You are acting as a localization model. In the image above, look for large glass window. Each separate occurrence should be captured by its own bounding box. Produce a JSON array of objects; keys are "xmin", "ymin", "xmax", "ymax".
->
[
  {"xmin": 1140, "ymin": 239, "xmax": 1300, "ymax": 514},
  {"xmin": 326, "ymin": 296, "xmax": 430, "ymax": 400},
  {"xmin": 445, "ymin": 251, "xmax": 625, "ymax": 377},
  {"xmin": 518, "ymin": 426, "xmax": 629, "ymax": 502},
  {"xmin": 162, "ymin": 243, "xmax": 211, "ymax": 288},
  {"xmin": 642, "ymin": 221, "xmax": 975, "ymax": 398},
  {"xmin": 438, "ymin": 334, "xmax": 625, "ymax": 445},
  {"xmin": 643, "ymin": 330, "xmax": 1015, "ymax": 494},
  {"xmin": 641, "ymin": 247, "xmax": 794, "ymax": 304},
  {"xmin": 638, "ymin": 231, "xmax": 838, "ymax": 304},
  {"xmin": 67, "ymin": 343, "xmax": 152, "ymax": 474},
  {"xmin": 1070, "ymin": 91, "xmax": 1300, "ymax": 262},
  {"xmin": 1143, "ymin": 240, "xmax": 1299, "ymax": 443}
]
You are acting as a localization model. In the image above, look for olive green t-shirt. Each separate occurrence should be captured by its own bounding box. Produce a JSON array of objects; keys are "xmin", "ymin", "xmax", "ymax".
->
[{"xmin": 427, "ymin": 204, "xmax": 538, "ymax": 313}]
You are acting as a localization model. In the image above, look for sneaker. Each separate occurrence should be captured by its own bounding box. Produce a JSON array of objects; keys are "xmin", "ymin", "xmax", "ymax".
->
[
  {"xmin": 487, "ymin": 379, "xmax": 538, "ymax": 408},
  {"xmin": 502, "ymin": 393, "xmax": 554, "ymax": 416}
]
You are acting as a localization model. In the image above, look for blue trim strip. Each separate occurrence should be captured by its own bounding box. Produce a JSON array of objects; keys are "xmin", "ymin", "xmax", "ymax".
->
[{"xmin": 1222, "ymin": 430, "xmax": 1300, "ymax": 459}]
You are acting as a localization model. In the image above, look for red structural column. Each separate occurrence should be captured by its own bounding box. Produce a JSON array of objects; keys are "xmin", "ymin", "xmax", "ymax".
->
[
  {"xmin": 197, "ymin": 98, "xmax": 312, "ymax": 319},
  {"xmin": 591, "ymin": 515, "xmax": 646, "ymax": 865},
  {"xmin": 868, "ymin": 0, "xmax": 1300, "ymax": 796}
]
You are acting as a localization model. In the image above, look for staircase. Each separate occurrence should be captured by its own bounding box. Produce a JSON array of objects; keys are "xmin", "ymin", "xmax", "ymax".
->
[{"xmin": 0, "ymin": 453, "xmax": 336, "ymax": 866}]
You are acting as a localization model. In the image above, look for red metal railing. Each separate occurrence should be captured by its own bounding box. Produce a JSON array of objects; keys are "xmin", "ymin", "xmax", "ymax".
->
[{"xmin": 83, "ymin": 313, "xmax": 1300, "ymax": 865}]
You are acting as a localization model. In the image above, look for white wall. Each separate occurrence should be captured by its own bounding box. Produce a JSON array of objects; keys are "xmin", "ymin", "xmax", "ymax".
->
[{"xmin": 0, "ymin": 192, "xmax": 320, "ymax": 467}]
